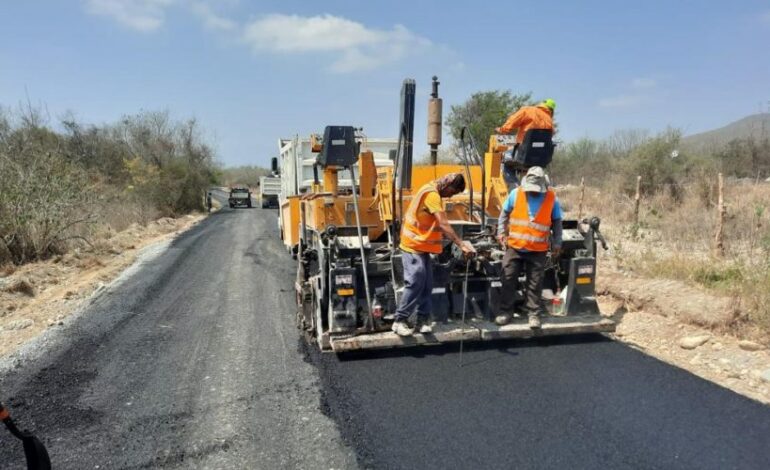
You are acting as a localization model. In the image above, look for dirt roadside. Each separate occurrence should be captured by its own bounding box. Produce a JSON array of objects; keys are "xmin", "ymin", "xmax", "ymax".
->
[
  {"xmin": 598, "ymin": 266, "xmax": 770, "ymax": 405},
  {"xmin": 0, "ymin": 213, "xmax": 206, "ymax": 359}
]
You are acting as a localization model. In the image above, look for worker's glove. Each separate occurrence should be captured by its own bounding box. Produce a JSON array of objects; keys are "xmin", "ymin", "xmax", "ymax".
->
[
  {"xmin": 551, "ymin": 246, "xmax": 562, "ymax": 258},
  {"xmin": 461, "ymin": 241, "xmax": 477, "ymax": 259}
]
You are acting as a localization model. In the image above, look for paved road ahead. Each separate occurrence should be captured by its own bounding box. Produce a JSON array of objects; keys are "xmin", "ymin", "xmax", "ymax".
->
[
  {"xmin": 0, "ymin": 206, "xmax": 355, "ymax": 469},
  {"xmin": 1, "ymin": 207, "xmax": 769, "ymax": 469}
]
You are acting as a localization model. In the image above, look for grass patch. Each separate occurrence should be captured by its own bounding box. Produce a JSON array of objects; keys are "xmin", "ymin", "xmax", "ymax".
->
[
  {"xmin": 738, "ymin": 266, "xmax": 770, "ymax": 333},
  {"xmin": 632, "ymin": 255, "xmax": 746, "ymax": 291},
  {"xmin": 622, "ymin": 252, "xmax": 770, "ymax": 337},
  {"xmin": 692, "ymin": 264, "xmax": 744, "ymax": 289}
]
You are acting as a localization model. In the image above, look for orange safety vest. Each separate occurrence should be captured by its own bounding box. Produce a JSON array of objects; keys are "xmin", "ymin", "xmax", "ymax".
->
[
  {"xmin": 507, "ymin": 188, "xmax": 555, "ymax": 252},
  {"xmin": 400, "ymin": 183, "xmax": 444, "ymax": 254},
  {"xmin": 498, "ymin": 105, "xmax": 554, "ymax": 144}
]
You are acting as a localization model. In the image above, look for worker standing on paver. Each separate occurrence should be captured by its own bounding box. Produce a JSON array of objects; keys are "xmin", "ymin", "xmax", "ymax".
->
[
  {"xmin": 496, "ymin": 166, "xmax": 562, "ymax": 329},
  {"xmin": 392, "ymin": 173, "xmax": 477, "ymax": 337},
  {"xmin": 495, "ymin": 99, "xmax": 556, "ymax": 189}
]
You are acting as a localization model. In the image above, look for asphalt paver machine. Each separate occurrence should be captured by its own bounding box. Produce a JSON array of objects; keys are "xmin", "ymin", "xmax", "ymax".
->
[{"xmin": 292, "ymin": 77, "xmax": 614, "ymax": 352}]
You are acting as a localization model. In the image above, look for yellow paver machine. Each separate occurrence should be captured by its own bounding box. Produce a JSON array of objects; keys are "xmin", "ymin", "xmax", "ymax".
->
[{"xmin": 283, "ymin": 77, "xmax": 614, "ymax": 352}]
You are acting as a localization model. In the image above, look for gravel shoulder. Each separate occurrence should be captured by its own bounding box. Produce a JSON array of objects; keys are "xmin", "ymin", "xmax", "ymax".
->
[{"xmin": 0, "ymin": 214, "xmax": 206, "ymax": 359}]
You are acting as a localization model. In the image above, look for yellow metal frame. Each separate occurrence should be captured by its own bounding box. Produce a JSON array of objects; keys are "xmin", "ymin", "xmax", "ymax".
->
[
  {"xmin": 280, "ymin": 133, "xmax": 511, "ymax": 249},
  {"xmin": 280, "ymin": 196, "xmax": 301, "ymax": 248}
]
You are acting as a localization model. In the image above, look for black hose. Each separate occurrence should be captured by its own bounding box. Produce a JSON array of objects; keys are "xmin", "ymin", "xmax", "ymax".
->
[
  {"xmin": 391, "ymin": 122, "xmax": 407, "ymax": 250},
  {"xmin": 467, "ymin": 131, "xmax": 486, "ymax": 228},
  {"xmin": 2, "ymin": 403, "xmax": 52, "ymax": 470}
]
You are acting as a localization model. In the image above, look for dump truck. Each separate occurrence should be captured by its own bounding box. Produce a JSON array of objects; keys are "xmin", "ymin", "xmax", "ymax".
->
[
  {"xmin": 228, "ymin": 186, "xmax": 252, "ymax": 208},
  {"xmin": 285, "ymin": 77, "xmax": 614, "ymax": 352},
  {"xmin": 259, "ymin": 175, "xmax": 281, "ymax": 208}
]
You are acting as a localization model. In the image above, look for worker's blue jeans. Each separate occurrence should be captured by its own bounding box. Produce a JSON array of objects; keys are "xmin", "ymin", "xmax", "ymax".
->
[{"xmin": 394, "ymin": 251, "xmax": 433, "ymax": 322}]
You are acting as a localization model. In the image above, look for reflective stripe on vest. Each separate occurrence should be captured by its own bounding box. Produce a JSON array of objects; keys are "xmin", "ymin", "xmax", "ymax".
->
[
  {"xmin": 507, "ymin": 188, "xmax": 555, "ymax": 252},
  {"xmin": 400, "ymin": 183, "xmax": 444, "ymax": 254}
]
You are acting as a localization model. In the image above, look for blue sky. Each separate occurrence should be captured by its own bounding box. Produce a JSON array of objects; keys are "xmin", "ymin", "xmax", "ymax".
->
[{"xmin": 2, "ymin": 1, "xmax": 769, "ymax": 166}]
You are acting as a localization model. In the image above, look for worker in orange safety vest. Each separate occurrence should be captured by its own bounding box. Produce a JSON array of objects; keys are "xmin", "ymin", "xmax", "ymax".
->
[
  {"xmin": 496, "ymin": 166, "xmax": 563, "ymax": 329},
  {"xmin": 495, "ymin": 99, "xmax": 555, "ymax": 190},
  {"xmin": 393, "ymin": 173, "xmax": 476, "ymax": 337}
]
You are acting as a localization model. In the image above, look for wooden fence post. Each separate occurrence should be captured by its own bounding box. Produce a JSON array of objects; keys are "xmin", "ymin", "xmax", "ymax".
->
[
  {"xmin": 577, "ymin": 177, "xmax": 585, "ymax": 220},
  {"xmin": 713, "ymin": 173, "xmax": 725, "ymax": 258},
  {"xmin": 633, "ymin": 175, "xmax": 642, "ymax": 225}
]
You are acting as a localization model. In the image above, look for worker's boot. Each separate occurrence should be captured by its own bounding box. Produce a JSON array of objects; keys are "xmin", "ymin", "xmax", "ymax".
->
[
  {"xmin": 414, "ymin": 318, "xmax": 433, "ymax": 334},
  {"xmin": 528, "ymin": 314, "xmax": 541, "ymax": 329},
  {"xmin": 494, "ymin": 314, "xmax": 511, "ymax": 326},
  {"xmin": 392, "ymin": 321, "xmax": 414, "ymax": 337}
]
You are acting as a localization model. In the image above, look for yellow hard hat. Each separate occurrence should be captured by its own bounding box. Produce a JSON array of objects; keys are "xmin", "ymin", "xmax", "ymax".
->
[{"xmin": 540, "ymin": 98, "xmax": 556, "ymax": 112}]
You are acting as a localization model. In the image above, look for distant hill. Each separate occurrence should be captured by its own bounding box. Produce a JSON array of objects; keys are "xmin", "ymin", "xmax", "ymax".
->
[{"xmin": 683, "ymin": 113, "xmax": 770, "ymax": 153}]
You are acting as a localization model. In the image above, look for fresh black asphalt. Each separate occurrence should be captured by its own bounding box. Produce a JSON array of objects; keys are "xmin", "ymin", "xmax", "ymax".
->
[
  {"xmin": 315, "ymin": 336, "xmax": 770, "ymax": 469},
  {"xmin": 1, "ymin": 206, "xmax": 769, "ymax": 469}
]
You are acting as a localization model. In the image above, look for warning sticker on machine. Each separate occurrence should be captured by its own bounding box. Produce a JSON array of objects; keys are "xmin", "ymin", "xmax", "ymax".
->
[{"xmin": 578, "ymin": 265, "xmax": 594, "ymax": 275}]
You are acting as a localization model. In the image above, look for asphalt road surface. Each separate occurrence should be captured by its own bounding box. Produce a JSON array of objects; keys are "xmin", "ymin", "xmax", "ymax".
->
[{"xmin": 1, "ymin": 206, "xmax": 769, "ymax": 469}]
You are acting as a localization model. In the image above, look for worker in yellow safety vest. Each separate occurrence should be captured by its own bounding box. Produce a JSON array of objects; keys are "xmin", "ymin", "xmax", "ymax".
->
[
  {"xmin": 393, "ymin": 173, "xmax": 476, "ymax": 337},
  {"xmin": 496, "ymin": 166, "xmax": 563, "ymax": 329}
]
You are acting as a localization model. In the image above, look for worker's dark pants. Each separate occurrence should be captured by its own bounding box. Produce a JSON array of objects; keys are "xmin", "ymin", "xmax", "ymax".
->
[
  {"xmin": 500, "ymin": 248, "xmax": 547, "ymax": 316},
  {"xmin": 395, "ymin": 251, "xmax": 433, "ymax": 322}
]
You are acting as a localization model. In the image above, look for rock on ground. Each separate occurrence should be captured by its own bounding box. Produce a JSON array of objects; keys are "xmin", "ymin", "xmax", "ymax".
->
[
  {"xmin": 738, "ymin": 340, "xmax": 764, "ymax": 352},
  {"xmin": 679, "ymin": 335, "xmax": 711, "ymax": 350},
  {"xmin": 3, "ymin": 318, "xmax": 34, "ymax": 330}
]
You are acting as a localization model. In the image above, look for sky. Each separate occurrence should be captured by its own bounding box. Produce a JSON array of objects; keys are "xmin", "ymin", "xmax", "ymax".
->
[{"xmin": 2, "ymin": 0, "xmax": 770, "ymax": 167}]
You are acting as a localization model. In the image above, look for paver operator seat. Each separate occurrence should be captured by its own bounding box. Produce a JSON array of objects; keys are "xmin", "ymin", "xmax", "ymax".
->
[{"xmin": 511, "ymin": 128, "xmax": 555, "ymax": 169}]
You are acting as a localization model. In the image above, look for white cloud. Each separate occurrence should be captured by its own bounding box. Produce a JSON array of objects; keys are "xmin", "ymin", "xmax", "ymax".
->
[
  {"xmin": 598, "ymin": 95, "xmax": 644, "ymax": 109},
  {"xmin": 241, "ymin": 14, "xmax": 432, "ymax": 73},
  {"xmin": 84, "ymin": 0, "xmax": 175, "ymax": 32},
  {"xmin": 81, "ymin": 6, "xmax": 440, "ymax": 73},
  {"xmin": 631, "ymin": 77, "xmax": 656, "ymax": 89},
  {"xmin": 190, "ymin": 1, "xmax": 237, "ymax": 32}
]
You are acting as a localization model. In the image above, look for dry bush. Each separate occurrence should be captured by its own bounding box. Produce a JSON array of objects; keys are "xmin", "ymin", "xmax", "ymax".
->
[
  {"xmin": 559, "ymin": 178, "xmax": 770, "ymax": 336},
  {"xmin": 0, "ymin": 264, "xmax": 16, "ymax": 277},
  {"xmin": 0, "ymin": 107, "xmax": 218, "ymax": 266},
  {"xmin": 0, "ymin": 110, "xmax": 98, "ymax": 264},
  {"xmin": 3, "ymin": 278, "xmax": 36, "ymax": 297}
]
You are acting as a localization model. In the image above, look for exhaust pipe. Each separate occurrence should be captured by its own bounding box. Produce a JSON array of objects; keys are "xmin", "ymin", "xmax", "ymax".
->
[{"xmin": 427, "ymin": 76, "xmax": 442, "ymax": 165}]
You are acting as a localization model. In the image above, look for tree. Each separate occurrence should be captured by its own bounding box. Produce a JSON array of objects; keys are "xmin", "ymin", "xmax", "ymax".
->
[
  {"xmin": 716, "ymin": 137, "xmax": 770, "ymax": 179},
  {"xmin": 445, "ymin": 90, "xmax": 533, "ymax": 153},
  {"xmin": 221, "ymin": 165, "xmax": 272, "ymax": 188},
  {"xmin": 620, "ymin": 128, "xmax": 686, "ymax": 199}
]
